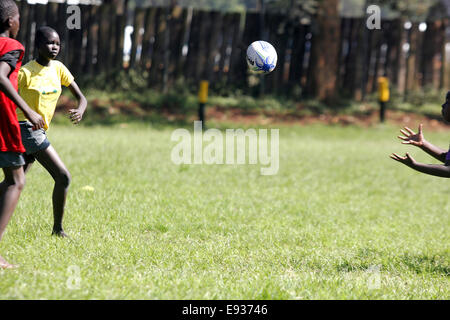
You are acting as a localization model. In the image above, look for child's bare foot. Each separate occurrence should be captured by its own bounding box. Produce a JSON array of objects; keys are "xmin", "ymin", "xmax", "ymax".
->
[
  {"xmin": 52, "ymin": 229, "xmax": 69, "ymax": 238},
  {"xmin": 0, "ymin": 255, "xmax": 18, "ymax": 269}
]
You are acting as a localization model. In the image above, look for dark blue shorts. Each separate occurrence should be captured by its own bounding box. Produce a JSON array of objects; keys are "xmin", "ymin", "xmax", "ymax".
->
[
  {"xmin": 0, "ymin": 151, "xmax": 25, "ymax": 168},
  {"xmin": 19, "ymin": 121, "xmax": 51, "ymax": 163}
]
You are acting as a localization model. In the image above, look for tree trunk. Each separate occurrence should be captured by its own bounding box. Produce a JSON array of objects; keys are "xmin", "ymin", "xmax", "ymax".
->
[{"xmin": 307, "ymin": 0, "xmax": 340, "ymax": 104}]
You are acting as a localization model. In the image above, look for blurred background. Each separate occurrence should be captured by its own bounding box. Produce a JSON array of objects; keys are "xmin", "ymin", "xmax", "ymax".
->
[{"xmin": 15, "ymin": 0, "xmax": 450, "ymax": 125}]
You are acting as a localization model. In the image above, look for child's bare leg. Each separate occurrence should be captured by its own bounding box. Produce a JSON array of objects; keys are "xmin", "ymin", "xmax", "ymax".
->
[
  {"xmin": 0, "ymin": 167, "xmax": 25, "ymax": 240},
  {"xmin": 22, "ymin": 162, "xmax": 33, "ymax": 174},
  {"xmin": 34, "ymin": 146, "xmax": 71, "ymax": 237},
  {"xmin": 0, "ymin": 166, "xmax": 25, "ymax": 268}
]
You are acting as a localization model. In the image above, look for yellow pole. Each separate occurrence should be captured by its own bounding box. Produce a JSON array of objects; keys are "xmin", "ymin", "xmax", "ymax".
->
[
  {"xmin": 378, "ymin": 76, "xmax": 390, "ymax": 102},
  {"xmin": 377, "ymin": 76, "xmax": 389, "ymax": 122},
  {"xmin": 198, "ymin": 80, "xmax": 209, "ymax": 125}
]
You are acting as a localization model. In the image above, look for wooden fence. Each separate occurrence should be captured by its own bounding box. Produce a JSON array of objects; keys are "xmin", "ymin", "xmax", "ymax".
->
[{"xmin": 15, "ymin": 1, "xmax": 450, "ymax": 99}]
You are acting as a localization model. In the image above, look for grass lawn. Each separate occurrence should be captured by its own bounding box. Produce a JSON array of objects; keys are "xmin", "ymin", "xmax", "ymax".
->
[{"xmin": 0, "ymin": 121, "xmax": 448, "ymax": 299}]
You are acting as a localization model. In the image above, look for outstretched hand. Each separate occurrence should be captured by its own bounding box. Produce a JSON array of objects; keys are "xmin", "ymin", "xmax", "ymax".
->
[
  {"xmin": 390, "ymin": 152, "xmax": 416, "ymax": 167},
  {"xmin": 398, "ymin": 124, "xmax": 424, "ymax": 147}
]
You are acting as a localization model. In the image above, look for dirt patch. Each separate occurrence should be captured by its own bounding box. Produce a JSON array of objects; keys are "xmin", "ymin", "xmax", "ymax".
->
[{"xmin": 205, "ymin": 106, "xmax": 449, "ymax": 131}]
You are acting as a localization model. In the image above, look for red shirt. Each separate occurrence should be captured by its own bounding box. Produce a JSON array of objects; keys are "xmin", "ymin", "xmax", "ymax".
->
[{"xmin": 0, "ymin": 37, "xmax": 25, "ymax": 153}]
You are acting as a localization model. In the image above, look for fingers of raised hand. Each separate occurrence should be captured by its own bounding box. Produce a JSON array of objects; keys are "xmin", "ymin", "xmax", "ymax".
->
[
  {"xmin": 398, "ymin": 133, "xmax": 415, "ymax": 145},
  {"xmin": 399, "ymin": 129, "xmax": 411, "ymax": 137},
  {"xmin": 404, "ymin": 127, "xmax": 416, "ymax": 135}
]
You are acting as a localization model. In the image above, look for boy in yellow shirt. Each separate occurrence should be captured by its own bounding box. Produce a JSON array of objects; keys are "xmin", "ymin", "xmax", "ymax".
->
[{"xmin": 18, "ymin": 26, "xmax": 87, "ymax": 237}]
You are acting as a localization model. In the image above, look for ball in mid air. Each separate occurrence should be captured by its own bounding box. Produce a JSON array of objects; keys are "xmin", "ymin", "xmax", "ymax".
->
[{"xmin": 246, "ymin": 40, "xmax": 277, "ymax": 74}]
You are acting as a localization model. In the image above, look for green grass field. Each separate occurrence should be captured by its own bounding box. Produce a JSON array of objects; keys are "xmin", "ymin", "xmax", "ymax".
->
[{"xmin": 0, "ymin": 121, "xmax": 448, "ymax": 299}]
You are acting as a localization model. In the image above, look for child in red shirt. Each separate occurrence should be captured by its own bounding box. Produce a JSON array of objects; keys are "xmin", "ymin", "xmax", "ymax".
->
[{"xmin": 0, "ymin": 0, "xmax": 44, "ymax": 269}]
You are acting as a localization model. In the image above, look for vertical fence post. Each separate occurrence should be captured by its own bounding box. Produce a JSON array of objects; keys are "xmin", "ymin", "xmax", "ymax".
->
[{"xmin": 198, "ymin": 80, "xmax": 209, "ymax": 126}]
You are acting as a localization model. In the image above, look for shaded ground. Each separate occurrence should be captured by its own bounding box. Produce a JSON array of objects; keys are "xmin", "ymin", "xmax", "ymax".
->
[
  {"xmin": 58, "ymin": 96, "xmax": 449, "ymax": 131},
  {"xmin": 205, "ymin": 106, "xmax": 449, "ymax": 131}
]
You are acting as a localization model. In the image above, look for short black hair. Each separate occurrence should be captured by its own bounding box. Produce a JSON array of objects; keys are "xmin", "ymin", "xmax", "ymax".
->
[
  {"xmin": 35, "ymin": 26, "xmax": 58, "ymax": 45},
  {"xmin": 0, "ymin": 0, "xmax": 18, "ymax": 27}
]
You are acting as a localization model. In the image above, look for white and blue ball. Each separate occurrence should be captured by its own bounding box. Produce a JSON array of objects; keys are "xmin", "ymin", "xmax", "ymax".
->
[{"xmin": 246, "ymin": 41, "xmax": 277, "ymax": 74}]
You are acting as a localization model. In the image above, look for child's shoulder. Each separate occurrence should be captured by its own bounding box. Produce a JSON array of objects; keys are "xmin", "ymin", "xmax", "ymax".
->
[
  {"xmin": 21, "ymin": 60, "xmax": 37, "ymax": 73},
  {"xmin": 0, "ymin": 37, "xmax": 24, "ymax": 54},
  {"xmin": 22, "ymin": 60, "xmax": 66, "ymax": 72},
  {"xmin": 20, "ymin": 60, "xmax": 50, "ymax": 79},
  {"xmin": 51, "ymin": 60, "xmax": 68, "ymax": 69},
  {"xmin": 0, "ymin": 37, "xmax": 22, "ymax": 46},
  {"xmin": 50, "ymin": 60, "xmax": 72, "ymax": 74}
]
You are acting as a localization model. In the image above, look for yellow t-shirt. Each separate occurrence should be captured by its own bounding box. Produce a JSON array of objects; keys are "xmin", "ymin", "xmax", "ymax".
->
[{"xmin": 17, "ymin": 60, "xmax": 74, "ymax": 130}]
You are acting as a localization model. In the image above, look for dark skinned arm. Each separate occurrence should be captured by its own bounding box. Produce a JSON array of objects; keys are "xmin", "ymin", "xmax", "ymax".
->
[
  {"xmin": 67, "ymin": 81, "xmax": 87, "ymax": 124},
  {"xmin": 390, "ymin": 152, "xmax": 450, "ymax": 178},
  {"xmin": 0, "ymin": 62, "xmax": 45, "ymax": 130},
  {"xmin": 410, "ymin": 162, "xmax": 450, "ymax": 178},
  {"xmin": 420, "ymin": 140, "xmax": 447, "ymax": 163}
]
